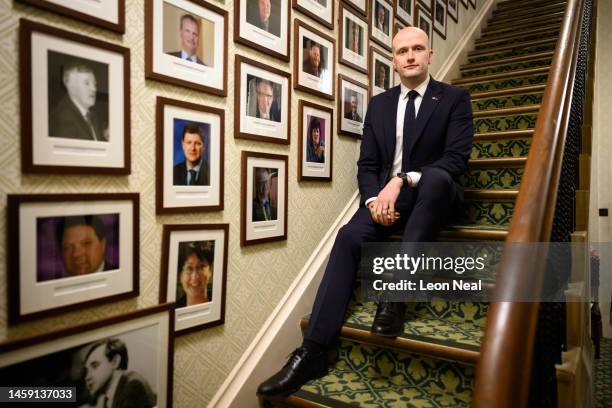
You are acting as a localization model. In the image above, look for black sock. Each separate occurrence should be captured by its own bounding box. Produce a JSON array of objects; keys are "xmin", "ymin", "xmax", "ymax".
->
[{"xmin": 302, "ymin": 339, "xmax": 325, "ymax": 353}]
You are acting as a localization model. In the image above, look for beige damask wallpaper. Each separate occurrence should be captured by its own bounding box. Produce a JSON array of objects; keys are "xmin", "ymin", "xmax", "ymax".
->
[{"xmin": 0, "ymin": 0, "xmax": 484, "ymax": 406}]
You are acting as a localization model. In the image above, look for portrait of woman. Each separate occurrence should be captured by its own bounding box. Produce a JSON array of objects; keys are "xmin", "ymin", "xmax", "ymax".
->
[
  {"xmin": 176, "ymin": 241, "xmax": 214, "ymax": 308},
  {"xmin": 306, "ymin": 116, "xmax": 325, "ymax": 163}
]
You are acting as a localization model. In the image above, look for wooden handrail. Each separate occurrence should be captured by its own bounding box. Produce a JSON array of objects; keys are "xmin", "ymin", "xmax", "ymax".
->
[{"xmin": 472, "ymin": 0, "xmax": 585, "ymax": 406}]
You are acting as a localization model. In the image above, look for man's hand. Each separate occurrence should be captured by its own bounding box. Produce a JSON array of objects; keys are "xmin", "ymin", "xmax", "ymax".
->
[{"xmin": 368, "ymin": 177, "xmax": 403, "ymax": 226}]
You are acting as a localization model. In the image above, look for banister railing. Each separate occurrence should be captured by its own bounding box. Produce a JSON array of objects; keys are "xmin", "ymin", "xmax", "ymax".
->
[{"xmin": 472, "ymin": 0, "xmax": 587, "ymax": 406}]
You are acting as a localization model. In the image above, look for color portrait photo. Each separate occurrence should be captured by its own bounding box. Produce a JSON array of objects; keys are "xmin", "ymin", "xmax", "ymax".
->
[
  {"xmin": 172, "ymin": 119, "xmax": 211, "ymax": 186},
  {"xmin": 246, "ymin": 0, "xmax": 281, "ymax": 37},
  {"xmin": 246, "ymin": 75, "xmax": 282, "ymax": 123},
  {"xmin": 162, "ymin": 2, "xmax": 215, "ymax": 67},
  {"xmin": 175, "ymin": 240, "xmax": 215, "ymax": 308},
  {"xmin": 305, "ymin": 115, "xmax": 326, "ymax": 164},
  {"xmin": 343, "ymin": 89, "xmax": 364, "ymax": 123},
  {"xmin": 252, "ymin": 167, "xmax": 278, "ymax": 222}
]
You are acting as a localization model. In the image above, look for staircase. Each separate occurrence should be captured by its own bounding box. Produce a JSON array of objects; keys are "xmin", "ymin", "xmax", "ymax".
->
[{"xmin": 262, "ymin": 0, "xmax": 564, "ymax": 405}]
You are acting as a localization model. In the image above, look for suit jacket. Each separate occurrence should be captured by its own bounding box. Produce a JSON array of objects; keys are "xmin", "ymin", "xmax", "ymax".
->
[
  {"xmin": 173, "ymin": 160, "xmax": 210, "ymax": 186},
  {"xmin": 110, "ymin": 371, "xmax": 156, "ymax": 408},
  {"xmin": 246, "ymin": 3, "xmax": 281, "ymax": 37},
  {"xmin": 357, "ymin": 77, "xmax": 474, "ymax": 209},
  {"xmin": 167, "ymin": 50, "xmax": 205, "ymax": 65},
  {"xmin": 303, "ymin": 58, "xmax": 322, "ymax": 77},
  {"xmin": 255, "ymin": 104, "xmax": 281, "ymax": 122},
  {"xmin": 252, "ymin": 198, "xmax": 277, "ymax": 222},
  {"xmin": 49, "ymin": 96, "xmax": 106, "ymax": 141},
  {"xmin": 344, "ymin": 110, "xmax": 362, "ymax": 122}
]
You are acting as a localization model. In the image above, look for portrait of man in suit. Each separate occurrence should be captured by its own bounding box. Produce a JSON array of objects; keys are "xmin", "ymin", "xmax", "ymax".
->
[
  {"xmin": 246, "ymin": 0, "xmax": 281, "ymax": 37},
  {"xmin": 398, "ymin": 0, "xmax": 412, "ymax": 13},
  {"xmin": 375, "ymin": 61, "xmax": 390, "ymax": 89},
  {"xmin": 374, "ymin": 1, "xmax": 389, "ymax": 35},
  {"xmin": 302, "ymin": 40, "xmax": 324, "ymax": 77},
  {"xmin": 48, "ymin": 55, "xmax": 108, "ymax": 142},
  {"xmin": 252, "ymin": 167, "xmax": 278, "ymax": 222},
  {"xmin": 166, "ymin": 13, "xmax": 206, "ymax": 65},
  {"xmin": 248, "ymin": 77, "xmax": 281, "ymax": 122},
  {"xmin": 258, "ymin": 26, "xmax": 474, "ymax": 397},
  {"xmin": 345, "ymin": 19, "xmax": 362, "ymax": 55},
  {"xmin": 344, "ymin": 92, "xmax": 363, "ymax": 122},
  {"xmin": 82, "ymin": 338, "xmax": 156, "ymax": 408},
  {"xmin": 173, "ymin": 122, "xmax": 210, "ymax": 186}
]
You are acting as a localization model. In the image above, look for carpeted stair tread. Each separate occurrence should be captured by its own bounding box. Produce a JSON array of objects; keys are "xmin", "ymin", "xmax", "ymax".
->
[
  {"xmin": 462, "ymin": 51, "xmax": 554, "ymax": 71},
  {"xmin": 471, "ymin": 135, "xmax": 531, "ymax": 159},
  {"xmin": 471, "ymin": 92, "xmax": 544, "ymax": 111},
  {"xmin": 460, "ymin": 73, "xmax": 548, "ymax": 93},
  {"xmin": 483, "ymin": 14, "xmax": 564, "ymax": 33},
  {"xmin": 493, "ymin": 2, "xmax": 566, "ymax": 18},
  {"xmin": 468, "ymin": 38, "xmax": 557, "ymax": 58},
  {"xmin": 478, "ymin": 24, "xmax": 561, "ymax": 41},
  {"xmin": 496, "ymin": 0, "xmax": 564, "ymax": 10},
  {"xmin": 489, "ymin": 8, "xmax": 565, "ymax": 27},
  {"xmin": 463, "ymin": 199, "xmax": 515, "ymax": 227},
  {"xmin": 470, "ymin": 84, "xmax": 546, "ymax": 99},
  {"xmin": 468, "ymin": 43, "xmax": 557, "ymax": 64},
  {"xmin": 462, "ymin": 58, "xmax": 552, "ymax": 79},
  {"xmin": 454, "ymin": 67, "xmax": 549, "ymax": 85},
  {"xmin": 474, "ymin": 30, "xmax": 559, "ymax": 51},
  {"xmin": 472, "ymin": 105, "xmax": 540, "ymax": 117}
]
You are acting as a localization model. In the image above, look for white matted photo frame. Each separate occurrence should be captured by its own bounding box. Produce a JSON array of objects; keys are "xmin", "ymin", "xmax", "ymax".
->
[
  {"xmin": 433, "ymin": 0, "xmax": 447, "ymax": 39},
  {"xmin": 416, "ymin": 5, "xmax": 434, "ymax": 49},
  {"xmin": 156, "ymin": 97, "xmax": 224, "ymax": 214},
  {"xmin": 241, "ymin": 151, "xmax": 288, "ymax": 246},
  {"xmin": 235, "ymin": 55, "xmax": 291, "ymax": 144},
  {"xmin": 418, "ymin": 0, "xmax": 434, "ymax": 13},
  {"xmin": 344, "ymin": 0, "xmax": 367, "ymax": 16},
  {"xmin": 7, "ymin": 193, "xmax": 139, "ymax": 324},
  {"xmin": 234, "ymin": 0, "xmax": 290, "ymax": 61},
  {"xmin": 16, "ymin": 0, "xmax": 125, "ymax": 33},
  {"xmin": 299, "ymin": 100, "xmax": 332, "ymax": 181},
  {"xmin": 338, "ymin": 74, "xmax": 368, "ymax": 138},
  {"xmin": 448, "ymin": 0, "xmax": 459, "ymax": 23},
  {"xmin": 292, "ymin": 0, "xmax": 334, "ymax": 29},
  {"xmin": 339, "ymin": 3, "xmax": 369, "ymax": 74},
  {"xmin": 0, "ymin": 304, "xmax": 174, "ymax": 408},
  {"xmin": 294, "ymin": 19, "xmax": 335, "ymax": 100},
  {"xmin": 370, "ymin": 0, "xmax": 393, "ymax": 51},
  {"xmin": 145, "ymin": 0, "xmax": 228, "ymax": 95},
  {"xmin": 395, "ymin": 0, "xmax": 415, "ymax": 26},
  {"xmin": 369, "ymin": 47, "xmax": 394, "ymax": 98},
  {"xmin": 20, "ymin": 19, "xmax": 130, "ymax": 175},
  {"xmin": 160, "ymin": 224, "xmax": 228, "ymax": 335}
]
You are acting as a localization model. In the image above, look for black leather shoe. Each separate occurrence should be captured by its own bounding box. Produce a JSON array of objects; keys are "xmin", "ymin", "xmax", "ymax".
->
[
  {"xmin": 256, "ymin": 346, "xmax": 328, "ymax": 396},
  {"xmin": 371, "ymin": 302, "xmax": 406, "ymax": 337}
]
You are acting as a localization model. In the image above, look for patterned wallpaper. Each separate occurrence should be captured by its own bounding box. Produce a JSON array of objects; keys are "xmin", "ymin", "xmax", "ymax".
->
[{"xmin": 0, "ymin": 0, "xmax": 484, "ymax": 405}]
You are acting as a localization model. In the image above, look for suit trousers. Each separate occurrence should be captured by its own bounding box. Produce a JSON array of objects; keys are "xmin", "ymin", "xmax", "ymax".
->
[{"xmin": 303, "ymin": 167, "xmax": 461, "ymax": 347}]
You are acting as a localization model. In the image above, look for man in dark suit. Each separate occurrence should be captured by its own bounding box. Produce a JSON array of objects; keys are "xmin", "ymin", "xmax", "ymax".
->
[
  {"xmin": 344, "ymin": 94, "xmax": 362, "ymax": 122},
  {"xmin": 258, "ymin": 26, "xmax": 473, "ymax": 396},
  {"xmin": 173, "ymin": 123, "xmax": 210, "ymax": 186},
  {"xmin": 302, "ymin": 42, "xmax": 323, "ymax": 78},
  {"xmin": 49, "ymin": 63, "xmax": 107, "ymax": 141},
  {"xmin": 253, "ymin": 78, "xmax": 281, "ymax": 122},
  {"xmin": 246, "ymin": 0, "xmax": 281, "ymax": 37},
  {"xmin": 83, "ymin": 338, "xmax": 156, "ymax": 408},
  {"xmin": 166, "ymin": 14, "xmax": 206, "ymax": 65},
  {"xmin": 252, "ymin": 167, "xmax": 277, "ymax": 221}
]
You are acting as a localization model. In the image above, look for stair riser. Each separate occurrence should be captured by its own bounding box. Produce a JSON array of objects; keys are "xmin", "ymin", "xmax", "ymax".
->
[
  {"xmin": 475, "ymin": 31, "xmax": 559, "ymax": 51},
  {"xmin": 496, "ymin": 0, "xmax": 565, "ymax": 11},
  {"xmin": 468, "ymin": 44, "xmax": 556, "ymax": 64},
  {"xmin": 462, "ymin": 59, "xmax": 551, "ymax": 78},
  {"xmin": 484, "ymin": 13, "xmax": 564, "ymax": 32},
  {"xmin": 460, "ymin": 167, "xmax": 524, "ymax": 190},
  {"xmin": 463, "ymin": 75, "xmax": 548, "ymax": 93},
  {"xmin": 483, "ymin": 17, "xmax": 563, "ymax": 35},
  {"xmin": 464, "ymin": 200, "xmax": 515, "ymax": 227},
  {"xmin": 471, "ymin": 92, "xmax": 544, "ymax": 111},
  {"xmin": 480, "ymin": 23, "xmax": 561, "ymax": 40},
  {"xmin": 493, "ymin": 3, "xmax": 566, "ymax": 18},
  {"xmin": 474, "ymin": 113, "xmax": 538, "ymax": 133},
  {"xmin": 471, "ymin": 137, "xmax": 532, "ymax": 159},
  {"xmin": 491, "ymin": 6, "xmax": 566, "ymax": 23}
]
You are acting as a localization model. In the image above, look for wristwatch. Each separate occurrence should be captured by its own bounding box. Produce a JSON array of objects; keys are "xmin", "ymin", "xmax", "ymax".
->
[{"xmin": 396, "ymin": 172, "xmax": 410, "ymax": 187}]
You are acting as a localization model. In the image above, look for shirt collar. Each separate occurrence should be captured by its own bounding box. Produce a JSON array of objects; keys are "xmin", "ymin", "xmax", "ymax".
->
[
  {"xmin": 186, "ymin": 160, "xmax": 202, "ymax": 172},
  {"xmin": 400, "ymin": 75, "xmax": 430, "ymax": 100},
  {"xmin": 104, "ymin": 371, "xmax": 122, "ymax": 408},
  {"xmin": 180, "ymin": 49, "xmax": 197, "ymax": 62}
]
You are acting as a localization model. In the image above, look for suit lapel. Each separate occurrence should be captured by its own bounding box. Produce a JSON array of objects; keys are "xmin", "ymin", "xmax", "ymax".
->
[
  {"xmin": 410, "ymin": 79, "xmax": 443, "ymax": 151},
  {"xmin": 383, "ymin": 87, "xmax": 401, "ymax": 162}
]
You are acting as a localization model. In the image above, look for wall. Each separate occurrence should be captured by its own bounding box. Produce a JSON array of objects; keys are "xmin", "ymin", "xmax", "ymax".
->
[{"xmin": 0, "ymin": 0, "xmax": 487, "ymax": 406}]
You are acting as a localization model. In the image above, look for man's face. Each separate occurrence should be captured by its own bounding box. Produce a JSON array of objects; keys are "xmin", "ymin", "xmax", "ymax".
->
[
  {"xmin": 350, "ymin": 95, "xmax": 358, "ymax": 113},
  {"xmin": 256, "ymin": 170, "xmax": 271, "ymax": 200},
  {"xmin": 62, "ymin": 225, "xmax": 106, "ymax": 276},
  {"xmin": 378, "ymin": 65, "xmax": 386, "ymax": 85},
  {"xmin": 377, "ymin": 7, "xmax": 385, "ymax": 25},
  {"xmin": 309, "ymin": 46, "xmax": 320, "ymax": 70},
  {"xmin": 258, "ymin": 0, "xmax": 271, "ymax": 22},
  {"xmin": 180, "ymin": 254, "xmax": 210, "ymax": 301},
  {"xmin": 256, "ymin": 82, "xmax": 274, "ymax": 116},
  {"xmin": 180, "ymin": 18, "xmax": 199, "ymax": 56},
  {"xmin": 182, "ymin": 132, "xmax": 204, "ymax": 166},
  {"xmin": 84, "ymin": 345, "xmax": 116, "ymax": 398},
  {"xmin": 351, "ymin": 24, "xmax": 358, "ymax": 41},
  {"xmin": 65, "ymin": 70, "xmax": 97, "ymax": 110},
  {"xmin": 392, "ymin": 27, "xmax": 432, "ymax": 85}
]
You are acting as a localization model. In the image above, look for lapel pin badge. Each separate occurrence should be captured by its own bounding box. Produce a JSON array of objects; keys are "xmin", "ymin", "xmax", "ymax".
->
[{"xmin": 432, "ymin": 96, "xmax": 439, "ymax": 100}]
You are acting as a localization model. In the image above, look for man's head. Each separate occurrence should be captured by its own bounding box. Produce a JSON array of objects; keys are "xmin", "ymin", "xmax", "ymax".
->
[
  {"xmin": 257, "ymin": 0, "xmax": 271, "ymax": 23},
  {"xmin": 181, "ymin": 123, "xmax": 204, "ymax": 167},
  {"xmin": 255, "ymin": 168, "xmax": 272, "ymax": 201},
  {"xmin": 377, "ymin": 63, "xmax": 386, "ymax": 86},
  {"xmin": 376, "ymin": 3, "xmax": 385, "ymax": 26},
  {"xmin": 392, "ymin": 27, "xmax": 432, "ymax": 87},
  {"xmin": 179, "ymin": 14, "xmax": 199, "ymax": 56},
  {"xmin": 58, "ymin": 215, "xmax": 107, "ymax": 276},
  {"xmin": 350, "ymin": 94, "xmax": 358, "ymax": 113},
  {"xmin": 255, "ymin": 79, "xmax": 274, "ymax": 117},
  {"xmin": 63, "ymin": 63, "xmax": 97, "ymax": 111},
  {"xmin": 308, "ymin": 43, "xmax": 321, "ymax": 71},
  {"xmin": 179, "ymin": 245, "xmax": 213, "ymax": 304},
  {"xmin": 83, "ymin": 338, "xmax": 128, "ymax": 398}
]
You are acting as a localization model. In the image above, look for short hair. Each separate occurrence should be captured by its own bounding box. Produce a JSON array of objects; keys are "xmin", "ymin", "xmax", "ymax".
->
[
  {"xmin": 57, "ymin": 215, "xmax": 106, "ymax": 245},
  {"xmin": 180, "ymin": 14, "xmax": 198, "ymax": 29},
  {"xmin": 308, "ymin": 117, "xmax": 321, "ymax": 145},
  {"xmin": 62, "ymin": 62, "xmax": 95, "ymax": 85},
  {"xmin": 181, "ymin": 123, "xmax": 204, "ymax": 142},
  {"xmin": 84, "ymin": 338, "xmax": 128, "ymax": 370},
  {"xmin": 256, "ymin": 78, "xmax": 273, "ymax": 91},
  {"xmin": 180, "ymin": 242, "xmax": 214, "ymax": 280},
  {"xmin": 309, "ymin": 41, "xmax": 321, "ymax": 51}
]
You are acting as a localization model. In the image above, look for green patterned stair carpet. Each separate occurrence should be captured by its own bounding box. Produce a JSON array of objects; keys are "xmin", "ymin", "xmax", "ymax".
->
[{"xmin": 262, "ymin": 1, "xmax": 564, "ymax": 406}]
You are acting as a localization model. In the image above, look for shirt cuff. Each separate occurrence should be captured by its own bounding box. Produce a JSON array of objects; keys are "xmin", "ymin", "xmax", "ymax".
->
[
  {"xmin": 365, "ymin": 197, "xmax": 377, "ymax": 207},
  {"xmin": 407, "ymin": 171, "xmax": 422, "ymax": 187}
]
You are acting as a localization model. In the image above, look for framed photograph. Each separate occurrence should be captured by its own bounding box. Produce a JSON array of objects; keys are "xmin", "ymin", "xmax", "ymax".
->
[
  {"xmin": 447, "ymin": 0, "xmax": 458, "ymax": 23},
  {"xmin": 460, "ymin": 0, "xmax": 468, "ymax": 9},
  {"xmin": 235, "ymin": 55, "xmax": 291, "ymax": 144},
  {"xmin": 7, "ymin": 193, "xmax": 139, "ymax": 324},
  {"xmin": 0, "ymin": 304, "xmax": 174, "ymax": 407},
  {"xmin": 234, "ymin": 0, "xmax": 290, "ymax": 61},
  {"xmin": 370, "ymin": 47, "xmax": 394, "ymax": 97},
  {"xmin": 370, "ymin": 0, "xmax": 393, "ymax": 51},
  {"xmin": 416, "ymin": 5, "xmax": 434, "ymax": 48},
  {"xmin": 294, "ymin": 19, "xmax": 335, "ymax": 100},
  {"xmin": 395, "ymin": 19, "xmax": 407, "ymax": 36},
  {"xmin": 241, "ymin": 151, "xmax": 288, "ymax": 246},
  {"xmin": 16, "ymin": 0, "xmax": 125, "ymax": 33},
  {"xmin": 292, "ymin": 0, "xmax": 334, "ymax": 29},
  {"xmin": 433, "ymin": 0, "xmax": 447, "ymax": 39},
  {"xmin": 339, "ymin": 4, "xmax": 369, "ymax": 74},
  {"xmin": 160, "ymin": 224, "xmax": 228, "ymax": 334},
  {"xmin": 145, "ymin": 0, "xmax": 228, "ymax": 95},
  {"xmin": 344, "ymin": 0, "xmax": 367, "ymax": 16},
  {"xmin": 469, "ymin": 0, "xmax": 475, "ymax": 9},
  {"xmin": 20, "ymin": 19, "xmax": 130, "ymax": 175},
  {"xmin": 299, "ymin": 101, "xmax": 332, "ymax": 181},
  {"xmin": 418, "ymin": 0, "xmax": 434, "ymax": 12},
  {"xmin": 338, "ymin": 74, "xmax": 368, "ymax": 138},
  {"xmin": 156, "ymin": 97, "xmax": 224, "ymax": 214},
  {"xmin": 395, "ymin": 0, "xmax": 414, "ymax": 26}
]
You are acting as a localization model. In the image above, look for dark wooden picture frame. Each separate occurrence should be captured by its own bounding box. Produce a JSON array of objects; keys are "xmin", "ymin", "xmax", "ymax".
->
[
  {"xmin": 7, "ymin": 193, "xmax": 140, "ymax": 324},
  {"xmin": 241, "ymin": 151, "xmax": 289, "ymax": 246},
  {"xmin": 416, "ymin": 5, "xmax": 434, "ymax": 49},
  {"xmin": 298, "ymin": 100, "xmax": 333, "ymax": 181},
  {"xmin": 337, "ymin": 74, "xmax": 368, "ymax": 138},
  {"xmin": 344, "ymin": 0, "xmax": 367, "ymax": 16},
  {"xmin": 292, "ymin": 0, "xmax": 334, "ymax": 29},
  {"xmin": 234, "ymin": 0, "xmax": 291, "ymax": 61},
  {"xmin": 20, "ymin": 19, "xmax": 130, "ymax": 175},
  {"xmin": 155, "ymin": 96, "xmax": 225, "ymax": 214},
  {"xmin": 16, "ymin": 0, "xmax": 126, "ymax": 33},
  {"xmin": 369, "ymin": 0, "xmax": 393, "ymax": 52},
  {"xmin": 369, "ymin": 46, "xmax": 394, "ymax": 98},
  {"xmin": 159, "ymin": 224, "xmax": 229, "ymax": 335},
  {"xmin": 418, "ymin": 0, "xmax": 434, "ymax": 13},
  {"xmin": 338, "ymin": 3, "xmax": 369, "ymax": 74},
  {"xmin": 448, "ymin": 0, "xmax": 459, "ymax": 23},
  {"xmin": 145, "ymin": 0, "xmax": 228, "ymax": 96},
  {"xmin": 469, "ymin": 0, "xmax": 475, "ymax": 9},
  {"xmin": 235, "ymin": 54, "xmax": 292, "ymax": 144},
  {"xmin": 395, "ymin": 0, "xmax": 415, "ymax": 26},
  {"xmin": 0, "ymin": 304, "xmax": 175, "ymax": 408},
  {"xmin": 294, "ymin": 19, "xmax": 336, "ymax": 100},
  {"xmin": 433, "ymin": 0, "xmax": 448, "ymax": 39}
]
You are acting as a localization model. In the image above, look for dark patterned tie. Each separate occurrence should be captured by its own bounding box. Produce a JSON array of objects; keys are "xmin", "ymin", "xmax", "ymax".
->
[
  {"xmin": 401, "ymin": 90, "xmax": 419, "ymax": 172},
  {"xmin": 188, "ymin": 169, "xmax": 197, "ymax": 185}
]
